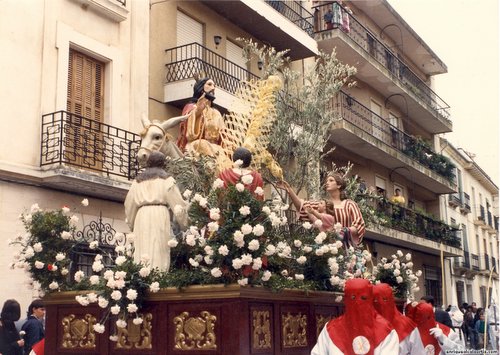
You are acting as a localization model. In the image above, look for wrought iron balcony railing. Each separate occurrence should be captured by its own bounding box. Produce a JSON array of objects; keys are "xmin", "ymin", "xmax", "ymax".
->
[
  {"xmin": 471, "ymin": 253, "xmax": 480, "ymax": 271},
  {"xmin": 332, "ymin": 92, "xmax": 456, "ymax": 182},
  {"xmin": 165, "ymin": 43, "xmax": 259, "ymax": 97},
  {"xmin": 479, "ymin": 205, "xmax": 486, "ymax": 221},
  {"xmin": 487, "ymin": 211, "xmax": 493, "ymax": 227},
  {"xmin": 492, "ymin": 256, "xmax": 498, "ymax": 272},
  {"xmin": 363, "ymin": 196, "xmax": 461, "ymax": 248},
  {"xmin": 115, "ymin": 0, "xmax": 126, "ymax": 6},
  {"xmin": 481, "ymin": 253, "xmax": 490, "ymax": 270},
  {"xmin": 448, "ymin": 193, "xmax": 462, "ymax": 207},
  {"xmin": 41, "ymin": 111, "xmax": 140, "ymax": 180},
  {"xmin": 313, "ymin": 1, "xmax": 450, "ymax": 121},
  {"xmin": 462, "ymin": 192, "xmax": 471, "ymax": 212},
  {"xmin": 454, "ymin": 251, "xmax": 471, "ymax": 269},
  {"xmin": 265, "ymin": 0, "xmax": 315, "ymax": 36}
]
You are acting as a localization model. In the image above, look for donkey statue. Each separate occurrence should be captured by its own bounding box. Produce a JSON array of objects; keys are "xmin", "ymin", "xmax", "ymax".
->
[{"xmin": 137, "ymin": 113, "xmax": 189, "ymax": 167}]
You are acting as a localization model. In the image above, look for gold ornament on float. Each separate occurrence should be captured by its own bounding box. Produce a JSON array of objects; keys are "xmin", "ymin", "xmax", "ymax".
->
[
  {"xmin": 61, "ymin": 314, "xmax": 96, "ymax": 349},
  {"xmin": 173, "ymin": 311, "xmax": 217, "ymax": 350}
]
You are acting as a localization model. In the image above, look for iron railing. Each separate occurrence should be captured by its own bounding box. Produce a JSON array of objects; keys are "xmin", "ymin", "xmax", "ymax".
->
[
  {"xmin": 495, "ymin": 216, "xmax": 499, "ymax": 231},
  {"xmin": 332, "ymin": 91, "xmax": 455, "ymax": 182},
  {"xmin": 363, "ymin": 196, "xmax": 461, "ymax": 248},
  {"xmin": 69, "ymin": 214, "xmax": 126, "ymax": 278},
  {"xmin": 40, "ymin": 111, "xmax": 140, "ymax": 180},
  {"xmin": 462, "ymin": 192, "xmax": 471, "ymax": 212},
  {"xmin": 471, "ymin": 253, "xmax": 480, "ymax": 271},
  {"xmin": 265, "ymin": 0, "xmax": 314, "ymax": 36},
  {"xmin": 487, "ymin": 211, "xmax": 493, "ymax": 227},
  {"xmin": 479, "ymin": 205, "xmax": 486, "ymax": 221},
  {"xmin": 165, "ymin": 43, "xmax": 259, "ymax": 96},
  {"xmin": 481, "ymin": 253, "xmax": 490, "ymax": 270},
  {"xmin": 313, "ymin": 1, "xmax": 450, "ymax": 121},
  {"xmin": 454, "ymin": 251, "xmax": 471, "ymax": 269},
  {"xmin": 115, "ymin": 0, "xmax": 126, "ymax": 6},
  {"xmin": 448, "ymin": 193, "xmax": 462, "ymax": 207}
]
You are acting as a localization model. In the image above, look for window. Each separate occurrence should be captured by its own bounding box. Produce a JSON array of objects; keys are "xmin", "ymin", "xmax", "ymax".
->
[
  {"xmin": 456, "ymin": 281, "xmax": 465, "ymax": 307},
  {"xmin": 370, "ymin": 100, "xmax": 383, "ymax": 141},
  {"xmin": 65, "ymin": 49, "xmax": 105, "ymax": 169},
  {"xmin": 177, "ymin": 11, "xmax": 204, "ymax": 47},
  {"xmin": 424, "ymin": 265, "xmax": 442, "ymax": 307},
  {"xmin": 480, "ymin": 286, "xmax": 487, "ymax": 308},
  {"xmin": 388, "ymin": 112, "xmax": 400, "ymax": 148},
  {"xmin": 367, "ymin": 33, "xmax": 376, "ymax": 57},
  {"xmin": 461, "ymin": 224, "xmax": 469, "ymax": 251},
  {"xmin": 375, "ymin": 175, "xmax": 386, "ymax": 198},
  {"xmin": 226, "ymin": 40, "xmax": 247, "ymax": 81}
]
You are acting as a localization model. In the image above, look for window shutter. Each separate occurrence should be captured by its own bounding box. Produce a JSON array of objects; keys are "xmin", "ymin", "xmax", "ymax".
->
[
  {"xmin": 226, "ymin": 40, "xmax": 247, "ymax": 81},
  {"xmin": 176, "ymin": 11, "xmax": 203, "ymax": 47}
]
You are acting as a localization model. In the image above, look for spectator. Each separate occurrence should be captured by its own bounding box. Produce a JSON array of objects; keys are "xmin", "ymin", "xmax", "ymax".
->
[
  {"xmin": 0, "ymin": 299, "xmax": 24, "ymax": 355},
  {"xmin": 475, "ymin": 310, "xmax": 492, "ymax": 350},
  {"xmin": 21, "ymin": 299, "xmax": 45, "ymax": 354},
  {"xmin": 390, "ymin": 188, "xmax": 406, "ymax": 206},
  {"xmin": 464, "ymin": 305, "xmax": 478, "ymax": 349},
  {"xmin": 420, "ymin": 295, "xmax": 453, "ymax": 328},
  {"xmin": 323, "ymin": 8, "xmax": 333, "ymax": 29}
]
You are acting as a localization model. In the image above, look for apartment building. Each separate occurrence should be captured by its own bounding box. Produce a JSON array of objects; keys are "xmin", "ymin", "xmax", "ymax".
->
[
  {"xmin": 440, "ymin": 139, "xmax": 499, "ymax": 308},
  {"xmin": 0, "ymin": 0, "xmax": 148, "ymax": 306}
]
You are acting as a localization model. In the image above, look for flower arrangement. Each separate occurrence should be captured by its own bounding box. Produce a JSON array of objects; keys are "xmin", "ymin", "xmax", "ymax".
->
[{"xmin": 371, "ymin": 250, "xmax": 421, "ymax": 299}]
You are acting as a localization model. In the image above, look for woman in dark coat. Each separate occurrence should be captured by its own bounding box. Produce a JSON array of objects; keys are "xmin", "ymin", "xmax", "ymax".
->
[{"xmin": 0, "ymin": 299, "xmax": 24, "ymax": 355}]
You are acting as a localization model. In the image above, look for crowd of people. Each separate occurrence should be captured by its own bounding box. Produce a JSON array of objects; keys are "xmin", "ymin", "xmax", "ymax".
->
[{"xmin": 0, "ymin": 299, "xmax": 45, "ymax": 355}]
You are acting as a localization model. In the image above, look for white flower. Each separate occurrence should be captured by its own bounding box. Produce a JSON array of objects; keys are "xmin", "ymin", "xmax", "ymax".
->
[
  {"xmin": 235, "ymin": 183, "xmax": 245, "ymax": 192},
  {"xmin": 98, "ymin": 297, "xmax": 108, "ymax": 308},
  {"xmin": 234, "ymin": 159, "xmax": 243, "ymax": 167},
  {"xmin": 61, "ymin": 231, "xmax": 72, "ymax": 240},
  {"xmin": 212, "ymin": 178, "xmax": 224, "ymax": 189},
  {"xmin": 70, "ymin": 215, "xmax": 79, "ymax": 226},
  {"xmin": 185, "ymin": 234, "xmax": 196, "ymax": 246},
  {"xmin": 211, "ymin": 267, "xmax": 222, "ymax": 278},
  {"xmin": 61, "ymin": 206, "xmax": 70, "ymax": 214},
  {"xmin": 232, "ymin": 258, "xmax": 243, "ymax": 270},
  {"xmin": 34, "ymin": 261, "xmax": 44, "ymax": 269},
  {"xmin": 314, "ymin": 219, "xmax": 323, "ymax": 228},
  {"xmin": 110, "ymin": 305, "xmax": 121, "ymax": 315},
  {"xmin": 87, "ymin": 293, "xmax": 98, "ymax": 303},
  {"xmin": 415, "ymin": 270, "xmax": 422, "ymax": 277},
  {"xmin": 126, "ymin": 233, "xmax": 135, "ymax": 244},
  {"xmin": 396, "ymin": 250, "xmax": 403, "ymax": 257},
  {"xmin": 252, "ymin": 257, "xmax": 263, "ymax": 270},
  {"xmin": 396, "ymin": 276, "xmax": 404, "ymax": 283},
  {"xmin": 334, "ymin": 223, "xmax": 343, "ymax": 233},
  {"xmin": 173, "ymin": 204, "xmax": 184, "ymax": 216},
  {"xmin": 76, "ymin": 295, "xmax": 89, "ymax": 306},
  {"xmin": 189, "ymin": 258, "xmax": 199, "ymax": 267},
  {"xmin": 262, "ymin": 206, "xmax": 271, "ymax": 214},
  {"xmin": 167, "ymin": 238, "xmax": 178, "ymax": 248},
  {"xmin": 111, "ymin": 290, "xmax": 122, "ymax": 301},
  {"xmin": 30, "ymin": 203, "xmax": 41, "ymax": 214},
  {"xmin": 115, "ymin": 256, "xmax": 127, "ymax": 266},
  {"xmin": 302, "ymin": 221, "xmax": 312, "ymax": 230},
  {"xmin": 314, "ymin": 232, "xmax": 327, "ymax": 244},
  {"xmin": 237, "ymin": 278, "xmax": 248, "ymax": 286},
  {"xmin": 265, "ymin": 244, "xmax": 276, "ymax": 256},
  {"xmin": 294, "ymin": 240, "xmax": 302, "ymax": 248},
  {"xmin": 103, "ymin": 270, "xmax": 114, "ymax": 280},
  {"xmin": 315, "ymin": 249, "xmax": 324, "ymax": 256},
  {"xmin": 254, "ymin": 187, "xmax": 264, "ymax": 196},
  {"xmin": 48, "ymin": 281, "xmax": 59, "ymax": 290},
  {"xmin": 81, "ymin": 198, "xmax": 89, "ymax": 207},
  {"xmin": 61, "ymin": 268, "xmax": 69, "ymax": 276},
  {"xmin": 262, "ymin": 270, "xmax": 272, "ymax": 281},
  {"xmin": 241, "ymin": 254, "xmax": 253, "ymax": 265},
  {"xmin": 241, "ymin": 174, "xmax": 254, "ymax": 185},
  {"xmin": 252, "ymin": 224, "xmax": 265, "ymax": 236},
  {"xmin": 132, "ymin": 317, "xmax": 143, "ymax": 325},
  {"xmin": 149, "ymin": 282, "xmax": 160, "ymax": 293},
  {"xmin": 92, "ymin": 261, "xmax": 104, "ymax": 273},
  {"xmin": 406, "ymin": 262, "xmax": 413, "ymax": 268},
  {"xmin": 296, "ymin": 256, "xmax": 307, "ymax": 265},
  {"xmin": 393, "ymin": 269, "xmax": 401, "ymax": 276},
  {"xmin": 405, "ymin": 253, "xmax": 412, "ymax": 261},
  {"xmin": 109, "ymin": 335, "xmax": 119, "ymax": 342},
  {"xmin": 295, "ymin": 274, "xmax": 304, "ymax": 280},
  {"xmin": 241, "ymin": 224, "xmax": 253, "ymax": 235},
  {"xmin": 218, "ymin": 245, "xmax": 229, "ymax": 256},
  {"xmin": 209, "ymin": 208, "xmax": 221, "ymax": 220},
  {"xmin": 239, "ymin": 205, "xmax": 251, "ymax": 216},
  {"xmin": 55, "ymin": 253, "xmax": 66, "ymax": 261},
  {"xmin": 198, "ymin": 197, "xmax": 208, "ymax": 208},
  {"xmin": 207, "ymin": 221, "xmax": 219, "ymax": 232},
  {"xmin": 183, "ymin": 189, "xmax": 192, "ymax": 199},
  {"xmin": 248, "ymin": 239, "xmax": 260, "ymax": 251},
  {"xmin": 33, "ymin": 242, "xmax": 43, "ymax": 253},
  {"xmin": 281, "ymin": 270, "xmax": 288, "ymax": 276},
  {"xmin": 93, "ymin": 324, "xmax": 105, "ymax": 333},
  {"xmin": 303, "ymin": 246, "xmax": 313, "ymax": 253},
  {"xmin": 126, "ymin": 289, "xmax": 138, "ymax": 301},
  {"xmin": 127, "ymin": 303, "xmax": 138, "ymax": 313},
  {"xmin": 116, "ymin": 319, "xmax": 127, "ymax": 329},
  {"xmin": 204, "ymin": 255, "xmax": 213, "ymax": 265},
  {"xmin": 139, "ymin": 267, "xmax": 151, "ymax": 278},
  {"xmin": 335, "ymin": 295, "xmax": 343, "ymax": 303},
  {"xmin": 74, "ymin": 270, "xmax": 84, "ymax": 282},
  {"xmin": 89, "ymin": 241, "xmax": 98, "ymax": 250}
]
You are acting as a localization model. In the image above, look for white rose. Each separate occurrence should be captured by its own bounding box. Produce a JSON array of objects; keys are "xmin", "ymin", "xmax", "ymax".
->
[
  {"xmin": 74, "ymin": 270, "xmax": 84, "ymax": 282},
  {"xmin": 61, "ymin": 231, "xmax": 72, "ymax": 240},
  {"xmin": 212, "ymin": 178, "xmax": 225, "ymax": 189},
  {"xmin": 116, "ymin": 319, "xmax": 127, "ymax": 329},
  {"xmin": 110, "ymin": 290, "xmax": 122, "ymax": 301},
  {"xmin": 211, "ymin": 267, "xmax": 222, "ymax": 278},
  {"xmin": 239, "ymin": 206, "xmax": 251, "ymax": 216},
  {"xmin": 295, "ymin": 274, "xmax": 304, "ymax": 280},
  {"xmin": 103, "ymin": 270, "xmax": 114, "ymax": 280},
  {"xmin": 35, "ymin": 261, "xmax": 44, "ymax": 269},
  {"xmin": 126, "ymin": 289, "xmax": 138, "ymax": 301},
  {"xmin": 218, "ymin": 245, "xmax": 229, "ymax": 256},
  {"xmin": 252, "ymin": 224, "xmax": 265, "ymax": 236},
  {"xmin": 48, "ymin": 281, "xmax": 59, "ymax": 290},
  {"xmin": 396, "ymin": 276, "xmax": 404, "ymax": 283},
  {"xmin": 393, "ymin": 269, "xmax": 401, "ymax": 276},
  {"xmin": 261, "ymin": 270, "xmax": 272, "ymax": 281},
  {"xmin": 415, "ymin": 270, "xmax": 422, "ymax": 277},
  {"xmin": 109, "ymin": 335, "xmax": 119, "ymax": 342},
  {"xmin": 314, "ymin": 232, "xmax": 327, "ymax": 244},
  {"xmin": 186, "ymin": 234, "xmax": 196, "ymax": 246},
  {"xmin": 241, "ymin": 224, "xmax": 253, "ymax": 235},
  {"xmin": 235, "ymin": 183, "xmax": 245, "ymax": 192},
  {"xmin": 189, "ymin": 258, "xmax": 199, "ymax": 267},
  {"xmin": 209, "ymin": 208, "xmax": 221, "ymax": 220},
  {"xmin": 92, "ymin": 261, "xmax": 104, "ymax": 273},
  {"xmin": 81, "ymin": 198, "xmax": 89, "ymax": 207},
  {"xmin": 207, "ymin": 222, "xmax": 219, "ymax": 232},
  {"xmin": 55, "ymin": 253, "xmax": 66, "ymax": 261},
  {"xmin": 133, "ymin": 317, "xmax": 143, "ymax": 325},
  {"xmin": 89, "ymin": 241, "xmax": 99, "ymax": 250},
  {"xmin": 93, "ymin": 324, "xmax": 105, "ymax": 333},
  {"xmin": 294, "ymin": 240, "xmax": 302, "ymax": 248},
  {"xmin": 241, "ymin": 254, "xmax": 253, "ymax": 265},
  {"xmin": 149, "ymin": 282, "xmax": 160, "ymax": 293},
  {"xmin": 115, "ymin": 256, "xmax": 127, "ymax": 266},
  {"xmin": 334, "ymin": 222, "xmax": 343, "ymax": 233},
  {"xmin": 405, "ymin": 253, "xmax": 412, "ymax": 261},
  {"xmin": 303, "ymin": 246, "xmax": 313, "ymax": 253},
  {"xmin": 232, "ymin": 258, "xmax": 243, "ymax": 270},
  {"xmin": 234, "ymin": 159, "xmax": 243, "ymax": 167},
  {"xmin": 127, "ymin": 303, "xmax": 138, "ymax": 313},
  {"xmin": 61, "ymin": 268, "xmax": 69, "ymax": 276},
  {"xmin": 87, "ymin": 293, "xmax": 98, "ymax": 303},
  {"xmin": 248, "ymin": 239, "xmax": 260, "ymax": 251},
  {"xmin": 167, "ymin": 238, "xmax": 178, "ymax": 248},
  {"xmin": 252, "ymin": 257, "xmax": 263, "ymax": 270},
  {"xmin": 70, "ymin": 215, "xmax": 79, "ymax": 226},
  {"xmin": 302, "ymin": 221, "xmax": 312, "ymax": 230},
  {"xmin": 241, "ymin": 174, "xmax": 254, "ymax": 185},
  {"xmin": 265, "ymin": 244, "xmax": 276, "ymax": 256},
  {"xmin": 237, "ymin": 278, "xmax": 248, "ymax": 286},
  {"xmin": 33, "ymin": 243, "xmax": 43, "ymax": 253},
  {"xmin": 139, "ymin": 267, "xmax": 151, "ymax": 278},
  {"xmin": 30, "ymin": 203, "xmax": 41, "ymax": 213},
  {"xmin": 296, "ymin": 256, "xmax": 307, "ymax": 265},
  {"xmin": 182, "ymin": 189, "xmax": 192, "ymax": 199},
  {"xmin": 98, "ymin": 297, "xmax": 109, "ymax": 309},
  {"xmin": 262, "ymin": 206, "xmax": 271, "ymax": 214},
  {"xmin": 396, "ymin": 250, "xmax": 403, "ymax": 257},
  {"xmin": 198, "ymin": 197, "xmax": 208, "ymax": 208},
  {"xmin": 254, "ymin": 187, "xmax": 264, "ymax": 196},
  {"xmin": 61, "ymin": 206, "xmax": 71, "ymax": 215},
  {"xmin": 110, "ymin": 305, "xmax": 121, "ymax": 315},
  {"xmin": 75, "ymin": 295, "xmax": 89, "ymax": 306}
]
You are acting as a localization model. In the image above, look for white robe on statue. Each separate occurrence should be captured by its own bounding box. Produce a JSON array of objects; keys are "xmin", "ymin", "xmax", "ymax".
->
[{"xmin": 125, "ymin": 177, "xmax": 188, "ymax": 271}]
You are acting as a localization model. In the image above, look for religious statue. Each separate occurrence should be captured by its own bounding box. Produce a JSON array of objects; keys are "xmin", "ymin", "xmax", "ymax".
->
[{"xmin": 125, "ymin": 151, "xmax": 188, "ymax": 271}]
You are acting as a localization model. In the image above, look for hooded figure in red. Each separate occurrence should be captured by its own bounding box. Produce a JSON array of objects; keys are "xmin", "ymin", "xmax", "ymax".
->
[
  {"xmin": 373, "ymin": 283, "xmax": 424, "ymax": 354},
  {"xmin": 409, "ymin": 302, "xmax": 463, "ymax": 354},
  {"xmin": 312, "ymin": 279, "xmax": 399, "ymax": 355}
]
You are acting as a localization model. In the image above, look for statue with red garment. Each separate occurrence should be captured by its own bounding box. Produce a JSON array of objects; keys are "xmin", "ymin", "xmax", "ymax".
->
[{"xmin": 218, "ymin": 147, "xmax": 264, "ymax": 200}]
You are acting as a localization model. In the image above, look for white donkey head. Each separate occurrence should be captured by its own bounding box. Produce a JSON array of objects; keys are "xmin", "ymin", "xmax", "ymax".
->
[{"xmin": 137, "ymin": 113, "xmax": 188, "ymax": 167}]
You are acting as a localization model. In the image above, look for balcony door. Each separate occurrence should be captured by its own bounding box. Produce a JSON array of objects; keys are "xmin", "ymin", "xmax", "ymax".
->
[
  {"xmin": 66, "ymin": 49, "xmax": 104, "ymax": 171},
  {"xmin": 370, "ymin": 100, "xmax": 384, "ymax": 142},
  {"xmin": 226, "ymin": 40, "xmax": 248, "ymax": 82},
  {"xmin": 176, "ymin": 11, "xmax": 204, "ymax": 64}
]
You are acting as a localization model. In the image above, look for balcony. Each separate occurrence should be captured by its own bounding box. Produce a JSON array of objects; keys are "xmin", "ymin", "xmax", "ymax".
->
[
  {"xmin": 448, "ymin": 193, "xmax": 462, "ymax": 208},
  {"xmin": 487, "ymin": 211, "xmax": 493, "ymax": 227},
  {"xmin": 330, "ymin": 92, "xmax": 455, "ymax": 193},
  {"xmin": 363, "ymin": 196, "xmax": 461, "ymax": 256},
  {"xmin": 460, "ymin": 192, "xmax": 471, "ymax": 214},
  {"xmin": 200, "ymin": 0, "xmax": 317, "ymax": 60},
  {"xmin": 313, "ymin": 1, "xmax": 451, "ymax": 134},
  {"xmin": 481, "ymin": 253, "xmax": 490, "ymax": 271},
  {"xmin": 164, "ymin": 43, "xmax": 260, "ymax": 111},
  {"xmin": 453, "ymin": 251, "xmax": 471, "ymax": 269},
  {"xmin": 40, "ymin": 111, "xmax": 140, "ymax": 201},
  {"xmin": 495, "ymin": 216, "xmax": 499, "ymax": 232}
]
